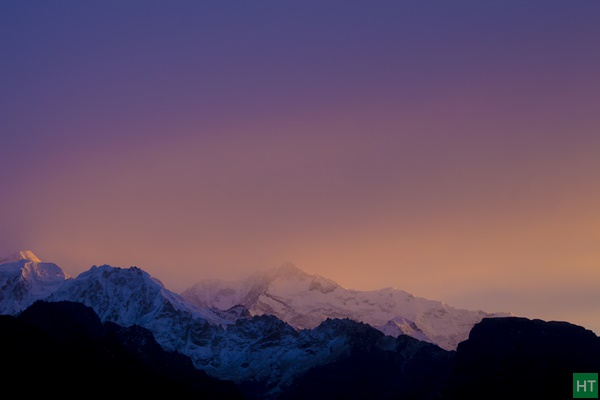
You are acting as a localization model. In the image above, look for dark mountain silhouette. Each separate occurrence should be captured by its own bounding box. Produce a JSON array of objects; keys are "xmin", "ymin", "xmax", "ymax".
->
[
  {"xmin": 1, "ymin": 299, "xmax": 598, "ymax": 399},
  {"xmin": 277, "ymin": 316, "xmax": 600, "ymax": 400},
  {"xmin": 0, "ymin": 300, "xmax": 243, "ymax": 398},
  {"xmin": 442, "ymin": 316, "xmax": 600, "ymax": 399},
  {"xmin": 277, "ymin": 327, "xmax": 453, "ymax": 400}
]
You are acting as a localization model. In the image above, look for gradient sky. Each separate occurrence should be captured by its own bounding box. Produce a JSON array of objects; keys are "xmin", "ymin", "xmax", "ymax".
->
[{"xmin": 2, "ymin": 1, "xmax": 599, "ymax": 334}]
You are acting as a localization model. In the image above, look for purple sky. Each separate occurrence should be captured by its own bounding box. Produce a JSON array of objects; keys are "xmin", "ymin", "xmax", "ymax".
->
[{"xmin": 2, "ymin": 1, "xmax": 599, "ymax": 333}]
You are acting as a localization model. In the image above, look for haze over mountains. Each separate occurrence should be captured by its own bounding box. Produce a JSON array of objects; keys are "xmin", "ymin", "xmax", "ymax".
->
[
  {"xmin": 1, "ymin": 250, "xmax": 598, "ymax": 399},
  {"xmin": 181, "ymin": 262, "xmax": 510, "ymax": 350}
]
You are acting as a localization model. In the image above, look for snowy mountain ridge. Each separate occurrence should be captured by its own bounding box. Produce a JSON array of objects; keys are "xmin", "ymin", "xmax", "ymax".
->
[
  {"xmin": 1, "ymin": 251, "xmax": 509, "ymax": 351},
  {"xmin": 182, "ymin": 263, "xmax": 510, "ymax": 350},
  {"xmin": 47, "ymin": 263, "xmax": 242, "ymax": 354}
]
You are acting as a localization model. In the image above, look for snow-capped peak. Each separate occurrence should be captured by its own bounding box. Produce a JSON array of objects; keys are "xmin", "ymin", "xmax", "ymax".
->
[
  {"xmin": 182, "ymin": 264, "xmax": 511, "ymax": 350},
  {"xmin": 1, "ymin": 250, "xmax": 41, "ymax": 263},
  {"xmin": 0, "ymin": 250, "xmax": 69, "ymax": 315}
]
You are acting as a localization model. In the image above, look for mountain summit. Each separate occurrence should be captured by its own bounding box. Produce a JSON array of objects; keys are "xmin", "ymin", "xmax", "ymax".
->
[
  {"xmin": 0, "ymin": 250, "xmax": 69, "ymax": 314},
  {"xmin": 0, "ymin": 249, "xmax": 42, "ymax": 263},
  {"xmin": 182, "ymin": 263, "xmax": 510, "ymax": 350}
]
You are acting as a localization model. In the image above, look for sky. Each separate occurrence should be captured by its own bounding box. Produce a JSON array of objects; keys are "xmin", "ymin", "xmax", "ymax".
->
[{"xmin": 1, "ymin": 1, "xmax": 599, "ymax": 334}]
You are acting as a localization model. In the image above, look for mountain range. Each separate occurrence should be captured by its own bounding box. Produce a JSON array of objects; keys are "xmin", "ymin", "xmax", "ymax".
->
[
  {"xmin": 181, "ymin": 262, "xmax": 510, "ymax": 350},
  {"xmin": 1, "ymin": 250, "xmax": 598, "ymax": 399}
]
